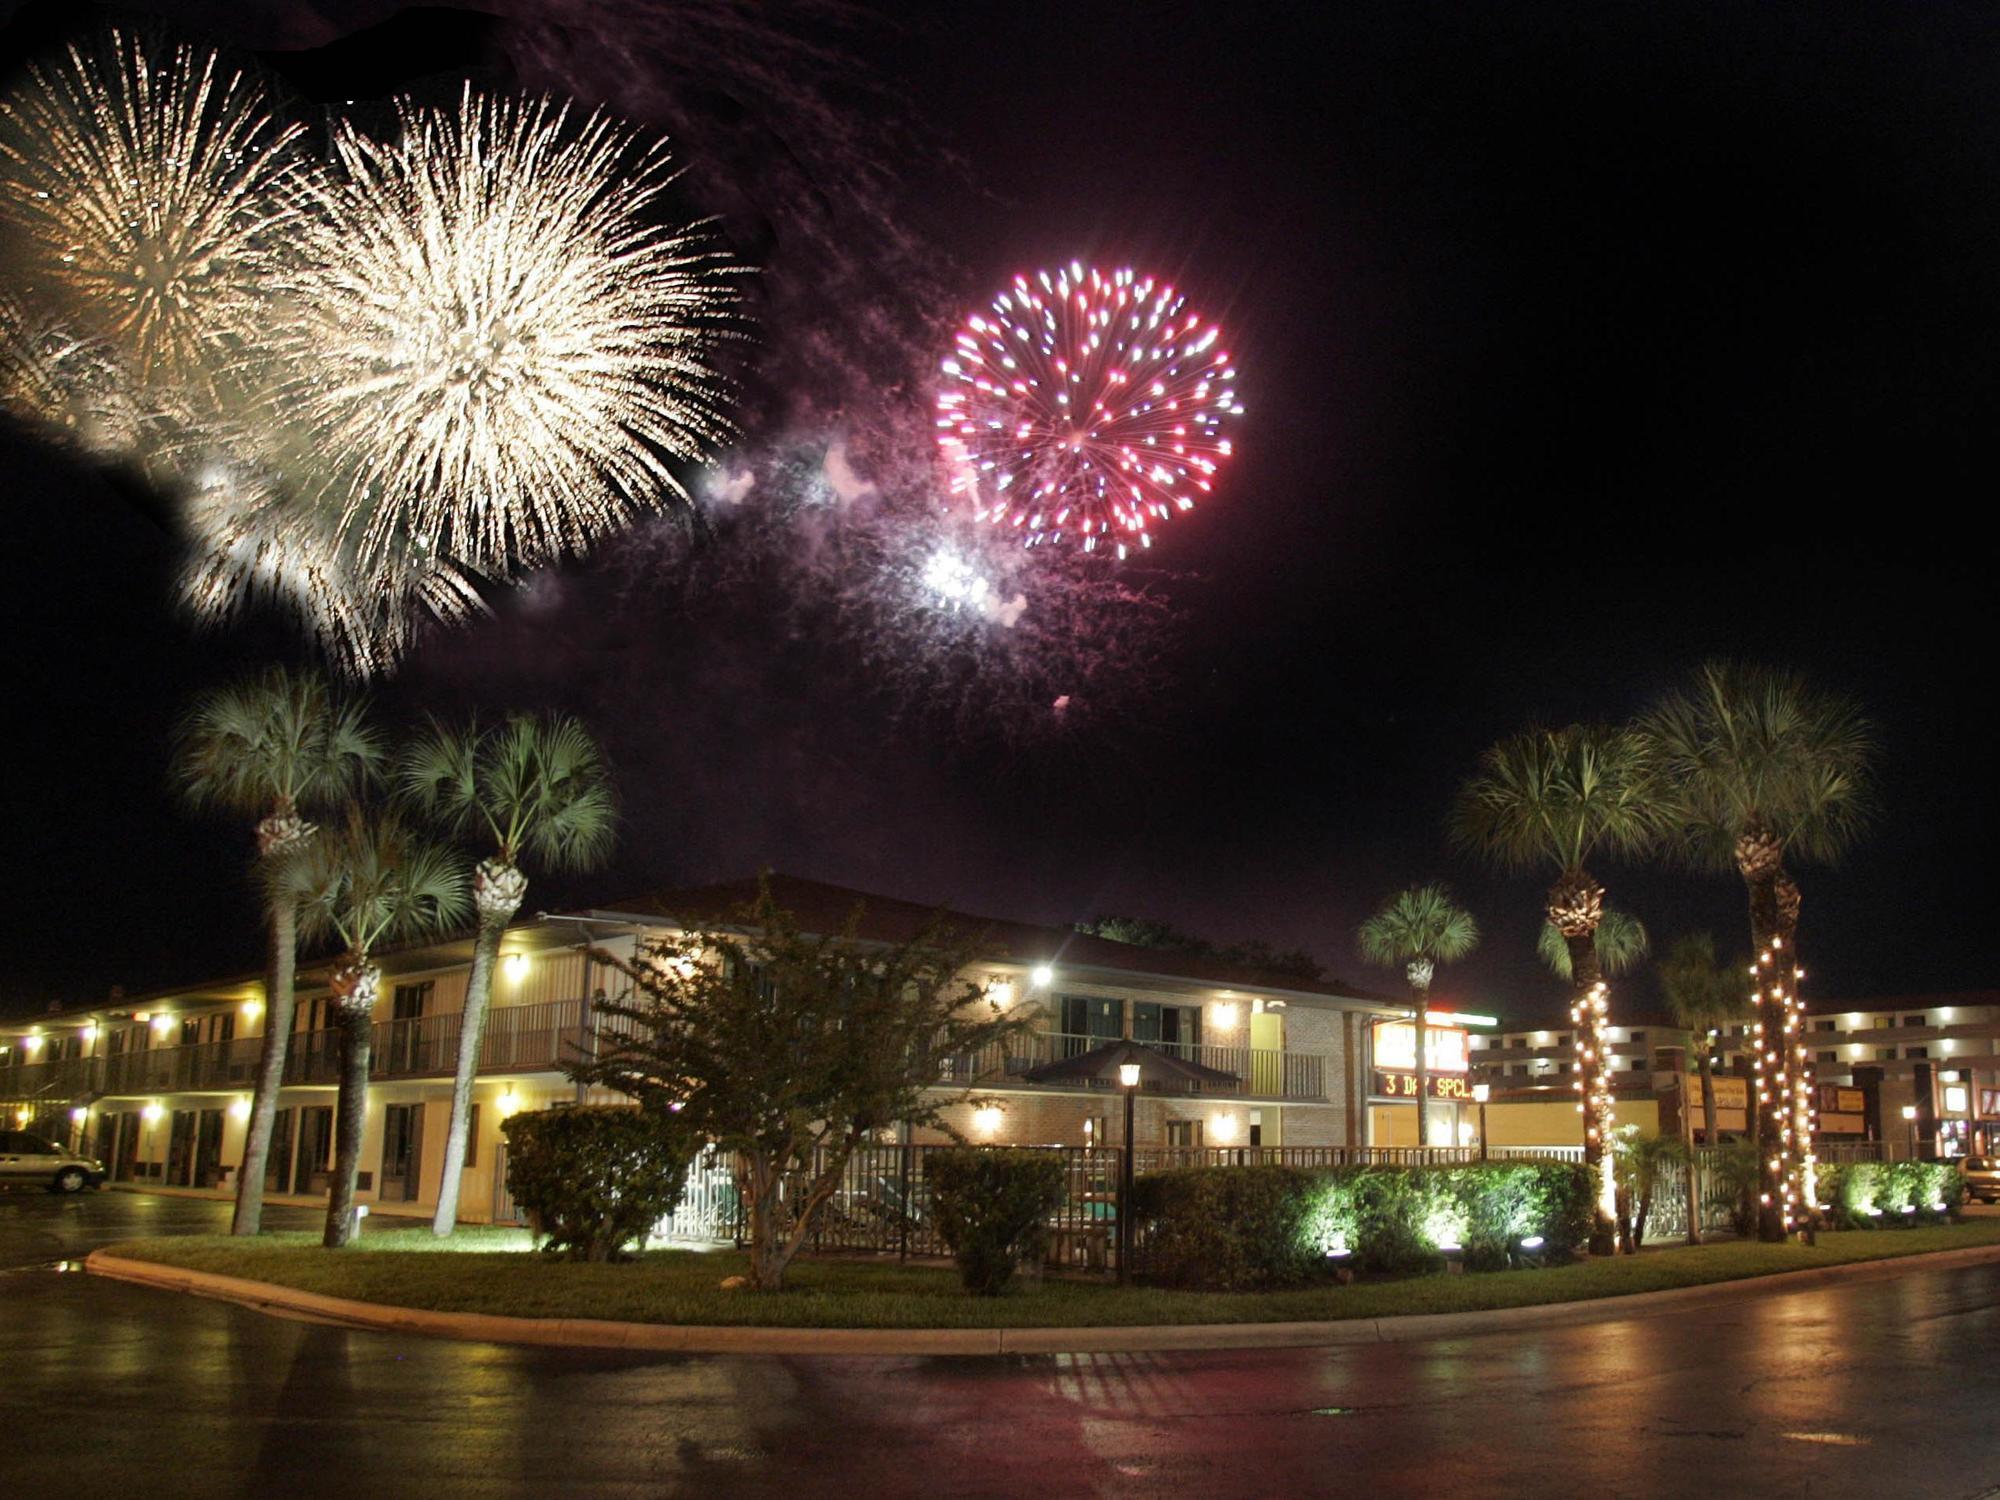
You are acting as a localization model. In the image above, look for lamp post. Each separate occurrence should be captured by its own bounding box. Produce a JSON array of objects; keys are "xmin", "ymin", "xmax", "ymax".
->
[
  {"xmin": 1471, "ymin": 1082, "xmax": 1490, "ymax": 1161},
  {"xmin": 1902, "ymin": 1103, "xmax": 1919, "ymax": 1161},
  {"xmin": 1118, "ymin": 1060, "xmax": 1140, "ymax": 1285}
]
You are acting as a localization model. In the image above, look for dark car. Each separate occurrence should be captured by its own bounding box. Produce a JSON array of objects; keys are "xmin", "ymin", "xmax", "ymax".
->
[{"xmin": 0, "ymin": 1130, "xmax": 105, "ymax": 1192}]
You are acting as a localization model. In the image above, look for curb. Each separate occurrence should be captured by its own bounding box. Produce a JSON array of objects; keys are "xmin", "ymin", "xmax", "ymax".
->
[{"xmin": 83, "ymin": 1241, "xmax": 2000, "ymax": 1357}]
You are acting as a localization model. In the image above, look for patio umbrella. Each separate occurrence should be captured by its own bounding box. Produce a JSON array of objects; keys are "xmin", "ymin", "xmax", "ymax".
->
[{"xmin": 1019, "ymin": 1040, "xmax": 1239, "ymax": 1284}]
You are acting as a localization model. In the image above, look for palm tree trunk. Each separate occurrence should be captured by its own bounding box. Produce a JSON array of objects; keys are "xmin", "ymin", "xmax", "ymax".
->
[
  {"xmin": 1411, "ymin": 978, "xmax": 1431, "ymax": 1148},
  {"xmin": 1552, "ymin": 872, "xmax": 1617, "ymax": 1256},
  {"xmin": 323, "ymin": 968, "xmax": 378, "ymax": 1249},
  {"xmin": 1741, "ymin": 848, "xmax": 1790, "ymax": 1243},
  {"xmin": 432, "ymin": 877, "xmax": 518, "ymax": 1235},
  {"xmin": 231, "ymin": 896, "xmax": 297, "ymax": 1236},
  {"xmin": 1698, "ymin": 1052, "xmax": 1719, "ymax": 1146}
]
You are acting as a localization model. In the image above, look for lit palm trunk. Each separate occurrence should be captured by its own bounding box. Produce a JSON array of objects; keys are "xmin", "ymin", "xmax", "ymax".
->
[
  {"xmin": 431, "ymin": 860, "xmax": 525, "ymax": 1235},
  {"xmin": 323, "ymin": 963, "xmax": 378, "ymax": 1249}
]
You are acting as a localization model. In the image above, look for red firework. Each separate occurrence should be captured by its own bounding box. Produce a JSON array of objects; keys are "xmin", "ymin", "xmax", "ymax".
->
[{"xmin": 936, "ymin": 263, "xmax": 1240, "ymax": 557}]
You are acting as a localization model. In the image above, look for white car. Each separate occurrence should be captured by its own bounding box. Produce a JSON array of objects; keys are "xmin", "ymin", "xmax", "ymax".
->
[{"xmin": 0, "ymin": 1130, "xmax": 105, "ymax": 1192}]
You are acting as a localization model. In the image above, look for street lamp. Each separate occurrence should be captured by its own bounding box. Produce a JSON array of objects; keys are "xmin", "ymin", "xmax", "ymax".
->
[
  {"xmin": 1118, "ymin": 1061, "xmax": 1140, "ymax": 1284},
  {"xmin": 1471, "ymin": 1083, "xmax": 1491, "ymax": 1161},
  {"xmin": 1902, "ymin": 1103, "xmax": 1919, "ymax": 1161}
]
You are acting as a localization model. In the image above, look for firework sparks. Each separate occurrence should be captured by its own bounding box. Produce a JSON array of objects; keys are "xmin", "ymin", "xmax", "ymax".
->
[
  {"xmin": 271, "ymin": 88, "xmax": 743, "ymax": 576},
  {"xmin": 179, "ymin": 444, "xmax": 488, "ymax": 679},
  {"xmin": 0, "ymin": 31, "xmax": 306, "ymax": 391},
  {"xmin": 0, "ymin": 294, "xmax": 148, "ymax": 456},
  {"xmin": 936, "ymin": 264, "xmax": 1242, "ymax": 557}
]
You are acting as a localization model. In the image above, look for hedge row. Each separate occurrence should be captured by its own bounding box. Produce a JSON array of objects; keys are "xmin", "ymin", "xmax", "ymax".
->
[
  {"xmin": 501, "ymin": 1105, "xmax": 698, "ymax": 1261},
  {"xmin": 1817, "ymin": 1159, "xmax": 1963, "ymax": 1229},
  {"xmin": 1130, "ymin": 1161, "xmax": 1596, "ymax": 1290}
]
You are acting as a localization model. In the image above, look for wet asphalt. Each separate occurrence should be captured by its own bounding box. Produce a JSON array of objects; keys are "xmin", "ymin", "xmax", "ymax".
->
[{"xmin": 4, "ymin": 1189, "xmax": 2000, "ymax": 1499}]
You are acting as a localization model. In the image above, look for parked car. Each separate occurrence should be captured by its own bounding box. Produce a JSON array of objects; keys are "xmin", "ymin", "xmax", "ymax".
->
[
  {"xmin": 0, "ymin": 1130, "xmax": 105, "ymax": 1192},
  {"xmin": 1963, "ymin": 1157, "xmax": 2000, "ymax": 1205}
]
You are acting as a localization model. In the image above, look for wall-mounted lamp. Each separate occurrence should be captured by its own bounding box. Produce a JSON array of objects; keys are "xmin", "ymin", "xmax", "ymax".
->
[
  {"xmin": 1030, "ymin": 964, "xmax": 1054, "ymax": 988},
  {"xmin": 497, "ymin": 1085, "xmax": 522, "ymax": 1118},
  {"xmin": 503, "ymin": 953, "xmax": 532, "ymax": 983},
  {"xmin": 972, "ymin": 1105, "xmax": 1004, "ymax": 1136}
]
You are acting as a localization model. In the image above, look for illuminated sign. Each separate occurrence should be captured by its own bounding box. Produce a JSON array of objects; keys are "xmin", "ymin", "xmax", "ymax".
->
[
  {"xmin": 1686, "ymin": 1074, "xmax": 1750, "ymax": 1135},
  {"xmin": 1373, "ymin": 1071, "xmax": 1474, "ymax": 1101},
  {"xmin": 1371, "ymin": 1019, "xmax": 1469, "ymax": 1075},
  {"xmin": 1944, "ymin": 1084, "xmax": 1970, "ymax": 1115}
]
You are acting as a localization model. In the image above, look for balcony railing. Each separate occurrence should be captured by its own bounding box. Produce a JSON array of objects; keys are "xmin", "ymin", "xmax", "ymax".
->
[
  {"xmin": 4, "ymin": 1011, "xmax": 1328, "ymax": 1104},
  {"xmin": 0, "ymin": 997, "xmax": 595, "ymax": 1101},
  {"xmin": 937, "ymin": 1029, "xmax": 1325, "ymax": 1100}
]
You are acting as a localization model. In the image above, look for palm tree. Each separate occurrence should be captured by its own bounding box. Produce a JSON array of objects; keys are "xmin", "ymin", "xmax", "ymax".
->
[
  {"xmin": 1357, "ymin": 885, "xmax": 1480, "ymax": 1146},
  {"xmin": 1641, "ymin": 662, "xmax": 1875, "ymax": 1241},
  {"xmin": 398, "ymin": 714, "xmax": 616, "ymax": 1236},
  {"xmin": 1535, "ymin": 908, "xmax": 1650, "ymax": 982},
  {"xmin": 1657, "ymin": 932, "xmax": 1750, "ymax": 1147},
  {"xmin": 173, "ymin": 667, "xmax": 380, "ymax": 1236},
  {"xmin": 272, "ymin": 807, "xmax": 467, "ymax": 1247},
  {"xmin": 1451, "ymin": 724, "xmax": 1666, "ymax": 1254}
]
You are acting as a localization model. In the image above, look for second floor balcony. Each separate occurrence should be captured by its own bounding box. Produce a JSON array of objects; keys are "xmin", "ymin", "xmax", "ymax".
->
[{"xmin": 0, "ymin": 1006, "xmax": 1329, "ymax": 1105}]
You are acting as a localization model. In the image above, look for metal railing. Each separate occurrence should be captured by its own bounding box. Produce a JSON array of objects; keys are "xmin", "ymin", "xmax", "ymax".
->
[{"xmin": 939, "ymin": 1030, "xmax": 1326, "ymax": 1100}]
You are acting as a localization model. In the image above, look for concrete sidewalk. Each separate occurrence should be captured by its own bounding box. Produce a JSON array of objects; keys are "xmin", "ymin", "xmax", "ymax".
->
[{"xmin": 84, "ymin": 1239, "xmax": 2000, "ymax": 1357}]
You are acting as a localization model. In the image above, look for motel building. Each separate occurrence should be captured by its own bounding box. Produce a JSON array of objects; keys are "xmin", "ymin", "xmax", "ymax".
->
[
  {"xmin": 0, "ymin": 876, "xmax": 1531, "ymax": 1217},
  {"xmin": 1468, "ymin": 991, "xmax": 2000, "ymax": 1160}
]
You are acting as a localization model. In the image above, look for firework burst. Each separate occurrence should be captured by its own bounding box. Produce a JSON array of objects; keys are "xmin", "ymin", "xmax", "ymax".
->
[
  {"xmin": 0, "ymin": 31, "xmax": 306, "ymax": 391},
  {"xmin": 271, "ymin": 88, "xmax": 744, "ymax": 576},
  {"xmin": 936, "ymin": 264, "xmax": 1242, "ymax": 557},
  {"xmin": 0, "ymin": 294, "xmax": 149, "ymax": 456}
]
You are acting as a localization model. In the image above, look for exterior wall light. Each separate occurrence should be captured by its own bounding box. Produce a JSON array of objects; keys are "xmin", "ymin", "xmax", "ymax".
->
[
  {"xmin": 1211, "ymin": 1113, "xmax": 1240, "ymax": 1143},
  {"xmin": 1030, "ymin": 964, "xmax": 1055, "ymax": 988},
  {"xmin": 504, "ymin": 953, "xmax": 532, "ymax": 983},
  {"xmin": 987, "ymin": 979, "xmax": 1016, "ymax": 1009},
  {"xmin": 20, "ymin": 1033, "xmax": 42, "ymax": 1055},
  {"xmin": 972, "ymin": 1105, "xmax": 1004, "ymax": 1136},
  {"xmin": 79, "ymin": 1025, "xmax": 97, "ymax": 1045},
  {"xmin": 70, "ymin": 1107, "xmax": 88, "ymax": 1124},
  {"xmin": 240, "ymin": 999, "xmax": 263, "ymax": 1023},
  {"xmin": 497, "ymin": 1085, "xmax": 521, "ymax": 1118},
  {"xmin": 142, "ymin": 1102, "xmax": 164, "ymax": 1123},
  {"xmin": 152, "ymin": 1014, "xmax": 173, "ymax": 1035},
  {"xmin": 230, "ymin": 1098, "xmax": 252, "ymax": 1121},
  {"xmin": 1212, "ymin": 1002, "xmax": 1240, "ymax": 1030}
]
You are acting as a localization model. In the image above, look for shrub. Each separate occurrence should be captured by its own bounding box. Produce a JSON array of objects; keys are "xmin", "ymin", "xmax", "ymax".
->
[
  {"xmin": 1130, "ymin": 1160, "xmax": 1594, "ymax": 1290},
  {"xmin": 501, "ymin": 1105, "xmax": 697, "ymax": 1262},
  {"xmin": 928, "ymin": 1147, "xmax": 1069, "ymax": 1295},
  {"xmin": 1130, "ymin": 1164, "xmax": 1329, "ymax": 1289},
  {"xmin": 1819, "ymin": 1159, "xmax": 1962, "ymax": 1228}
]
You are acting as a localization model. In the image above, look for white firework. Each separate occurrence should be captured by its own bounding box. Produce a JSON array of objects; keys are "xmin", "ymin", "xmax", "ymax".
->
[
  {"xmin": 0, "ymin": 30, "xmax": 306, "ymax": 390},
  {"xmin": 271, "ymin": 87, "xmax": 744, "ymax": 576}
]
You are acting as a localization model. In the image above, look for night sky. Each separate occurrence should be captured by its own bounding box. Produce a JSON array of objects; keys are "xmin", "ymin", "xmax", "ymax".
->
[{"xmin": 2, "ymin": 0, "xmax": 1994, "ymax": 1025}]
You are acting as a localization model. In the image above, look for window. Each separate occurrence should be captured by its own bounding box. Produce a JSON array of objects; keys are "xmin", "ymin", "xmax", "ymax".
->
[
  {"xmin": 1165, "ymin": 1119, "xmax": 1203, "ymax": 1148},
  {"xmin": 1875, "ymin": 1047, "xmax": 1896, "ymax": 1061},
  {"xmin": 1059, "ymin": 995, "xmax": 1123, "ymax": 1043},
  {"xmin": 392, "ymin": 982, "xmax": 433, "ymax": 1022},
  {"xmin": 1629, "ymin": 1031, "xmax": 1647, "ymax": 1047},
  {"xmin": 1877, "ymin": 1017, "xmax": 1894, "ymax": 1029},
  {"xmin": 1813, "ymin": 1020, "xmax": 1836, "ymax": 1032},
  {"xmin": 1131, "ymin": 1001, "xmax": 1201, "ymax": 1049},
  {"xmin": 1905, "ymin": 1046, "xmax": 1929, "ymax": 1059},
  {"xmin": 1509, "ymin": 1064, "xmax": 1526, "ymax": 1076},
  {"xmin": 180, "ymin": 1017, "xmax": 200, "ymax": 1046},
  {"xmin": 1902, "ymin": 1015, "xmax": 1927, "ymax": 1029},
  {"xmin": 466, "ymin": 1102, "xmax": 481, "ymax": 1170},
  {"xmin": 1817, "ymin": 1051, "xmax": 1838, "ymax": 1064}
]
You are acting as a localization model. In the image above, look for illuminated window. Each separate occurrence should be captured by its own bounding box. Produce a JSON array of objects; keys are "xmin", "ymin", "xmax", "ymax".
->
[
  {"xmin": 1902, "ymin": 1015, "xmax": 1928, "ymax": 1029},
  {"xmin": 1165, "ymin": 1119, "xmax": 1203, "ymax": 1148}
]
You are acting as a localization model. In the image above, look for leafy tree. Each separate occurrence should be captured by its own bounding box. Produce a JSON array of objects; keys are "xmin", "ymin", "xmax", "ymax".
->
[
  {"xmin": 1642, "ymin": 662, "xmax": 1875, "ymax": 1240},
  {"xmin": 1656, "ymin": 932, "xmax": 1751, "ymax": 1146},
  {"xmin": 173, "ymin": 667, "xmax": 380, "ymax": 1236},
  {"xmin": 398, "ymin": 713, "xmax": 617, "ymax": 1236},
  {"xmin": 271, "ymin": 808, "xmax": 467, "ymax": 1247},
  {"xmin": 1451, "ymin": 724, "xmax": 1667, "ymax": 1254},
  {"xmin": 1536, "ymin": 908, "xmax": 1649, "ymax": 980},
  {"xmin": 1356, "ymin": 885, "xmax": 1480, "ymax": 1145},
  {"xmin": 573, "ymin": 880, "xmax": 1034, "ymax": 1291},
  {"xmin": 1077, "ymin": 915, "xmax": 1324, "ymax": 981}
]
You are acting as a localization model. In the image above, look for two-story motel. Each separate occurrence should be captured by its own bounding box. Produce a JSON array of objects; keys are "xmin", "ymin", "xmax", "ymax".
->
[{"xmin": 0, "ymin": 876, "xmax": 1514, "ymax": 1218}]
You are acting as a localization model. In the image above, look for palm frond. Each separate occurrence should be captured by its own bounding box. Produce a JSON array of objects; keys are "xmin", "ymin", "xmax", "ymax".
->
[
  {"xmin": 1656, "ymin": 931, "xmax": 1753, "ymax": 1030},
  {"xmin": 1450, "ymin": 723, "xmax": 1668, "ymax": 876},
  {"xmin": 175, "ymin": 666, "xmax": 382, "ymax": 822},
  {"xmin": 1537, "ymin": 907, "xmax": 1649, "ymax": 980},
  {"xmin": 266, "ymin": 805, "xmax": 468, "ymax": 956},
  {"xmin": 400, "ymin": 712, "xmax": 618, "ymax": 874},
  {"xmin": 1357, "ymin": 883, "xmax": 1480, "ymax": 968},
  {"xmin": 1640, "ymin": 661, "xmax": 1876, "ymax": 871}
]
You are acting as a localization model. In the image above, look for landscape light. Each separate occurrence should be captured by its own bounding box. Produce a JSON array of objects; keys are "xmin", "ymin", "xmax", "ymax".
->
[
  {"xmin": 1519, "ymin": 1236, "xmax": 1545, "ymax": 1250},
  {"xmin": 1472, "ymin": 1083, "xmax": 1491, "ymax": 1104}
]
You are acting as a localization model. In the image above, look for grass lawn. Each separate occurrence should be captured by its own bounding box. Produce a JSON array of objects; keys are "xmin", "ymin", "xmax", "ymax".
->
[{"xmin": 98, "ymin": 1217, "xmax": 2000, "ymax": 1330}]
